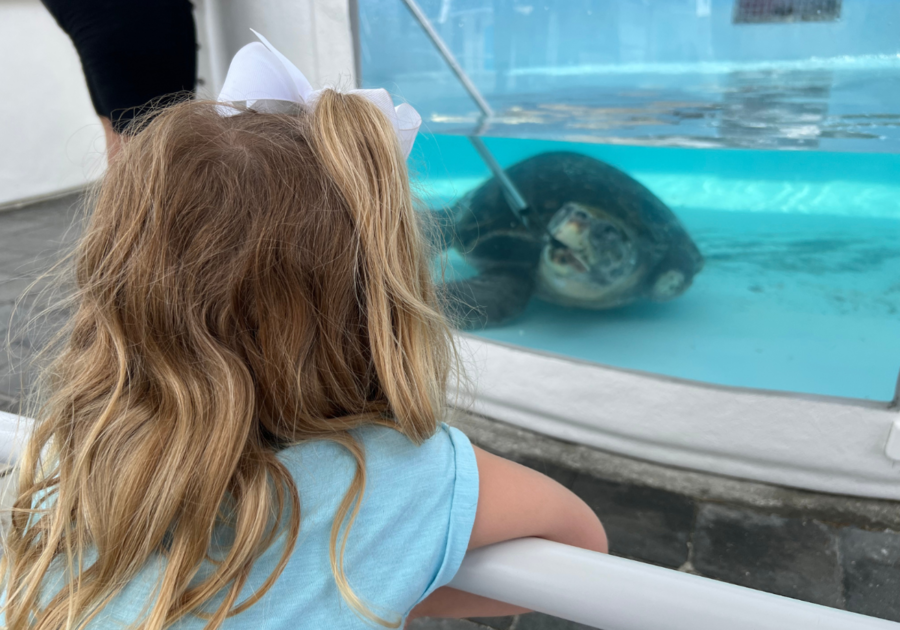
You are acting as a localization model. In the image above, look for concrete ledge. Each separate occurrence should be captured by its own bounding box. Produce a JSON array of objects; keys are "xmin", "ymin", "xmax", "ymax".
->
[{"xmin": 448, "ymin": 411, "xmax": 900, "ymax": 531}]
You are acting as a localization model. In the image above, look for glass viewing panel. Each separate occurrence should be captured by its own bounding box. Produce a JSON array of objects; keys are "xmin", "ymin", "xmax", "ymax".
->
[{"xmin": 358, "ymin": 0, "xmax": 900, "ymax": 401}]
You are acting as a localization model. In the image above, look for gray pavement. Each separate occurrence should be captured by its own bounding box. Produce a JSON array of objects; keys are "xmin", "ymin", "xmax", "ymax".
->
[{"xmin": 0, "ymin": 192, "xmax": 81, "ymax": 413}]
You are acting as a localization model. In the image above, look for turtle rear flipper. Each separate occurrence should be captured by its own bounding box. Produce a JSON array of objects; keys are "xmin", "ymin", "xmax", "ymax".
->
[{"xmin": 439, "ymin": 232, "xmax": 541, "ymax": 329}]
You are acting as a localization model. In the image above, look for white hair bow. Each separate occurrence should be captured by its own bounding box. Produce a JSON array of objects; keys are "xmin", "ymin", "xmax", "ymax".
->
[{"xmin": 218, "ymin": 30, "xmax": 421, "ymax": 158}]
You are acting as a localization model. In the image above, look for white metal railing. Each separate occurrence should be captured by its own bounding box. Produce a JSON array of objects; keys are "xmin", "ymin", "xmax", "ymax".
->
[{"xmin": 450, "ymin": 538, "xmax": 900, "ymax": 630}]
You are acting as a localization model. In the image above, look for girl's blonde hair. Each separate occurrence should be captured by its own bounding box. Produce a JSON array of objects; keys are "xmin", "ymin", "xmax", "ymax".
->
[{"xmin": 2, "ymin": 93, "xmax": 453, "ymax": 629}]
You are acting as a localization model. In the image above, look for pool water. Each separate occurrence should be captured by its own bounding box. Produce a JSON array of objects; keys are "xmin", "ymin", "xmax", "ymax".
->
[{"xmin": 411, "ymin": 135, "xmax": 900, "ymax": 401}]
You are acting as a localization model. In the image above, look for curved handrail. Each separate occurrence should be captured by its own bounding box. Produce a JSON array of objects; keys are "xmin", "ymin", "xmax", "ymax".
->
[{"xmin": 450, "ymin": 538, "xmax": 900, "ymax": 630}]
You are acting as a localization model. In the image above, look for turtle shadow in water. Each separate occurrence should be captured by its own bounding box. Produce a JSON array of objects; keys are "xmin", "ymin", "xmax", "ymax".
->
[
  {"xmin": 433, "ymin": 152, "xmax": 704, "ymax": 330},
  {"xmin": 700, "ymin": 236, "xmax": 900, "ymax": 276},
  {"xmin": 522, "ymin": 295, "xmax": 701, "ymax": 332}
]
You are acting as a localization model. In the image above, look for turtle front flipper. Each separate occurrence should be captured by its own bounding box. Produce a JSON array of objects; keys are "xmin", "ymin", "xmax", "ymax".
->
[
  {"xmin": 441, "ymin": 269, "xmax": 537, "ymax": 329},
  {"xmin": 422, "ymin": 205, "xmax": 462, "ymax": 253},
  {"xmin": 439, "ymin": 233, "xmax": 542, "ymax": 329}
]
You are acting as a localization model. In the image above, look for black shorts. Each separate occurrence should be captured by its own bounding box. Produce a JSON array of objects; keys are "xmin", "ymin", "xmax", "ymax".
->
[{"xmin": 42, "ymin": 0, "xmax": 197, "ymax": 134}]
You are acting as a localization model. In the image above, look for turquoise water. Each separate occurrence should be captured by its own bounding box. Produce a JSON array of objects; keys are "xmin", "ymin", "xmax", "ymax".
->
[
  {"xmin": 411, "ymin": 135, "xmax": 900, "ymax": 401},
  {"xmin": 360, "ymin": 1, "xmax": 900, "ymax": 151}
]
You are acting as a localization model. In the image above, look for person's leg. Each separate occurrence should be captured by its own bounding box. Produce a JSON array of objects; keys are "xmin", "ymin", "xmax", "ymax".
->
[
  {"xmin": 41, "ymin": 0, "xmax": 197, "ymax": 162},
  {"xmin": 99, "ymin": 116, "xmax": 122, "ymax": 160}
]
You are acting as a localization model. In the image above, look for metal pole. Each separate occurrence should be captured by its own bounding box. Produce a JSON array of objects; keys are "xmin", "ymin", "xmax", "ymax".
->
[
  {"xmin": 398, "ymin": 0, "xmax": 587, "ymax": 261},
  {"xmin": 348, "ymin": 0, "xmax": 363, "ymax": 88},
  {"xmin": 468, "ymin": 136, "xmax": 530, "ymax": 223},
  {"xmin": 399, "ymin": 0, "xmax": 494, "ymax": 119},
  {"xmin": 399, "ymin": 0, "xmax": 540, "ymax": 227}
]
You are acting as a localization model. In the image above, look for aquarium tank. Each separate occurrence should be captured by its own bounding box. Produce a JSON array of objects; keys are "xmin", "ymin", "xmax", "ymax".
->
[{"xmin": 356, "ymin": 0, "xmax": 900, "ymax": 401}]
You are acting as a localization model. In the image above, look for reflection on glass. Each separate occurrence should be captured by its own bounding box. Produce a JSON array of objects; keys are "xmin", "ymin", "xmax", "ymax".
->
[{"xmin": 359, "ymin": 0, "xmax": 900, "ymax": 401}]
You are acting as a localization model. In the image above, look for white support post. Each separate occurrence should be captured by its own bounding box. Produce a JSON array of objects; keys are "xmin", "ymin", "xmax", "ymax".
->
[{"xmin": 206, "ymin": 0, "xmax": 357, "ymax": 92}]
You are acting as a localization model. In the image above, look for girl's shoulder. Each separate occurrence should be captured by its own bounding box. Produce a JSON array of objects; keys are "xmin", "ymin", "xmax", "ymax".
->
[
  {"xmin": 276, "ymin": 422, "xmax": 477, "ymax": 499},
  {"xmin": 24, "ymin": 424, "xmax": 480, "ymax": 629},
  {"xmin": 266, "ymin": 422, "xmax": 479, "ymax": 624}
]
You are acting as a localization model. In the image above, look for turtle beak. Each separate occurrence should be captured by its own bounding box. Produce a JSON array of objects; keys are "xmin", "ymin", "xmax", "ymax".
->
[
  {"xmin": 546, "ymin": 203, "xmax": 596, "ymax": 272},
  {"xmin": 548, "ymin": 236, "xmax": 590, "ymax": 273},
  {"xmin": 563, "ymin": 241, "xmax": 591, "ymax": 272},
  {"xmin": 548, "ymin": 220, "xmax": 591, "ymax": 272}
]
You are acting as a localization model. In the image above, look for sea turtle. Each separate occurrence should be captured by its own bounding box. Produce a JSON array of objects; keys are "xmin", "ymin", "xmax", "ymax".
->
[{"xmin": 435, "ymin": 151, "xmax": 704, "ymax": 328}]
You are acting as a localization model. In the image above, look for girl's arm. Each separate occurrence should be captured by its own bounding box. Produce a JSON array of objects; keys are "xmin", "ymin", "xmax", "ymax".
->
[{"xmin": 407, "ymin": 445, "xmax": 607, "ymax": 622}]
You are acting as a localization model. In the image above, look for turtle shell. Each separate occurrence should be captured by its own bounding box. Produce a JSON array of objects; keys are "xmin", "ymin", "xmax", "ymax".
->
[{"xmin": 448, "ymin": 151, "xmax": 703, "ymax": 307}]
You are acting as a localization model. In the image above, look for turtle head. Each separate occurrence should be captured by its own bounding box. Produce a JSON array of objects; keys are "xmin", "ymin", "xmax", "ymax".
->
[{"xmin": 543, "ymin": 202, "xmax": 639, "ymax": 287}]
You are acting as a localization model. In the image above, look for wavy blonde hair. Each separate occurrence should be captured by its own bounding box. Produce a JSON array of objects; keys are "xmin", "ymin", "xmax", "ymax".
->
[{"xmin": 1, "ymin": 93, "xmax": 454, "ymax": 629}]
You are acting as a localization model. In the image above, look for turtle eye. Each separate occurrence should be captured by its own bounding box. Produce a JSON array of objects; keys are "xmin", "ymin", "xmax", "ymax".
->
[
  {"xmin": 570, "ymin": 209, "xmax": 592, "ymax": 226},
  {"xmin": 591, "ymin": 223, "xmax": 625, "ymax": 248}
]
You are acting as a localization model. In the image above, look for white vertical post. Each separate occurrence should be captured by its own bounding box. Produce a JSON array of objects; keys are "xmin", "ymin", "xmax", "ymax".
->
[
  {"xmin": 194, "ymin": 0, "xmax": 228, "ymax": 97},
  {"xmin": 209, "ymin": 0, "xmax": 357, "ymax": 91}
]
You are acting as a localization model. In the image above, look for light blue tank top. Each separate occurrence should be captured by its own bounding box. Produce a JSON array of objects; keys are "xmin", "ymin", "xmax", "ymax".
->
[{"xmin": 20, "ymin": 423, "xmax": 479, "ymax": 629}]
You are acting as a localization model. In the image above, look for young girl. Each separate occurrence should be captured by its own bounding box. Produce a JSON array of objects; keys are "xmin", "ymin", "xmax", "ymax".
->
[{"xmin": 1, "ymin": 37, "xmax": 606, "ymax": 630}]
